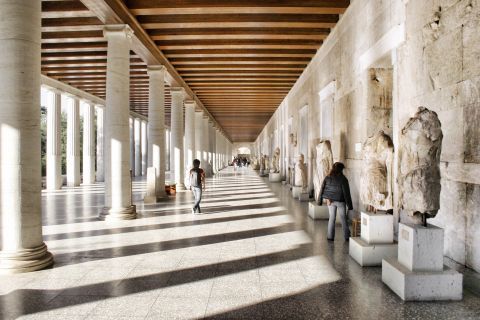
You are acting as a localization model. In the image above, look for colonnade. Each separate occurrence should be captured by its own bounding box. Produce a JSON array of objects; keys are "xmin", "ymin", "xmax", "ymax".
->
[{"xmin": 0, "ymin": 2, "xmax": 232, "ymax": 273}]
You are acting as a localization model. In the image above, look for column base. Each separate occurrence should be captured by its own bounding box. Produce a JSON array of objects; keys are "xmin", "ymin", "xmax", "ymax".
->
[
  {"xmin": 101, "ymin": 205, "xmax": 137, "ymax": 221},
  {"xmin": 0, "ymin": 243, "xmax": 54, "ymax": 275}
]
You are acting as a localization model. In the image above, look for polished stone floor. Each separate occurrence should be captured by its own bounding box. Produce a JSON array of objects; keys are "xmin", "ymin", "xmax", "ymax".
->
[{"xmin": 1, "ymin": 167, "xmax": 479, "ymax": 320}]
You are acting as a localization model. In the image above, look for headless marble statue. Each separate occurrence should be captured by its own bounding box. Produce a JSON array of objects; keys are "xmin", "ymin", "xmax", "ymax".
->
[
  {"xmin": 313, "ymin": 140, "xmax": 333, "ymax": 202},
  {"xmin": 270, "ymin": 147, "xmax": 280, "ymax": 173},
  {"xmin": 360, "ymin": 131, "xmax": 394, "ymax": 212},
  {"xmin": 294, "ymin": 154, "xmax": 308, "ymax": 192},
  {"xmin": 399, "ymin": 107, "xmax": 443, "ymax": 226}
]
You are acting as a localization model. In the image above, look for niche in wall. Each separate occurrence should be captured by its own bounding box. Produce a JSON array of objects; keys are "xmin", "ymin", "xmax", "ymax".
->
[{"xmin": 365, "ymin": 67, "xmax": 393, "ymax": 137}]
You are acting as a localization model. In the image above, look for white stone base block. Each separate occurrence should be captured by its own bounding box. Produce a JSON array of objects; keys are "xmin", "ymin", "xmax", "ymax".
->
[
  {"xmin": 269, "ymin": 172, "xmax": 281, "ymax": 182},
  {"xmin": 398, "ymin": 223, "xmax": 444, "ymax": 272},
  {"xmin": 349, "ymin": 237, "xmax": 397, "ymax": 266},
  {"xmin": 282, "ymin": 181, "xmax": 287, "ymax": 185},
  {"xmin": 292, "ymin": 186, "xmax": 302, "ymax": 198},
  {"xmin": 308, "ymin": 203, "xmax": 329, "ymax": 219},
  {"xmin": 298, "ymin": 192, "xmax": 309, "ymax": 201},
  {"xmin": 382, "ymin": 258, "xmax": 463, "ymax": 301},
  {"xmin": 361, "ymin": 212, "xmax": 394, "ymax": 243}
]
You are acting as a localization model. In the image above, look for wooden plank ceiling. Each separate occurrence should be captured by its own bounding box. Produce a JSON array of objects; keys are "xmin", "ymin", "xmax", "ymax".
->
[{"xmin": 41, "ymin": 0, "xmax": 349, "ymax": 142}]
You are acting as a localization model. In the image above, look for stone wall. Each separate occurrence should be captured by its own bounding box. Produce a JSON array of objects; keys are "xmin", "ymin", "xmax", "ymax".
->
[{"xmin": 255, "ymin": 0, "xmax": 480, "ymax": 272}]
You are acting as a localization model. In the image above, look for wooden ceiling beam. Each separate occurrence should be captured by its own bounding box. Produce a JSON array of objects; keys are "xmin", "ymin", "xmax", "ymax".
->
[{"xmin": 142, "ymin": 22, "xmax": 336, "ymax": 29}]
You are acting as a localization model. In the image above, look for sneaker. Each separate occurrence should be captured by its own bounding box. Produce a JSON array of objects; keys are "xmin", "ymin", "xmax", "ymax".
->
[
  {"xmin": 327, "ymin": 238, "xmax": 334, "ymax": 241},
  {"xmin": 192, "ymin": 208, "xmax": 196, "ymax": 214}
]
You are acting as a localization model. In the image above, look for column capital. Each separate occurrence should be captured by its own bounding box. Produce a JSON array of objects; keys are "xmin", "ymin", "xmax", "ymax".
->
[
  {"xmin": 170, "ymin": 87, "xmax": 185, "ymax": 97},
  {"xmin": 147, "ymin": 65, "xmax": 166, "ymax": 75},
  {"xmin": 103, "ymin": 24, "xmax": 134, "ymax": 39},
  {"xmin": 184, "ymin": 100, "xmax": 196, "ymax": 107}
]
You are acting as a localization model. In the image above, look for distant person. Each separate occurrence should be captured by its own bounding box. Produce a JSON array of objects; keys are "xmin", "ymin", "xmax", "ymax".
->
[
  {"xmin": 318, "ymin": 162, "xmax": 353, "ymax": 241},
  {"xmin": 189, "ymin": 159, "xmax": 205, "ymax": 214}
]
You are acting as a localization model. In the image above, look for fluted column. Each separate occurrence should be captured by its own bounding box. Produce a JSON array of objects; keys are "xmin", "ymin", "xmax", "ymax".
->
[
  {"xmin": 184, "ymin": 100, "xmax": 195, "ymax": 179},
  {"xmin": 67, "ymin": 97, "xmax": 80, "ymax": 187},
  {"xmin": 0, "ymin": 0, "xmax": 53, "ymax": 274},
  {"xmin": 141, "ymin": 120, "xmax": 147, "ymax": 176},
  {"xmin": 194, "ymin": 111, "xmax": 204, "ymax": 161},
  {"xmin": 101, "ymin": 25, "xmax": 136, "ymax": 220},
  {"xmin": 46, "ymin": 90, "xmax": 62, "ymax": 190},
  {"xmin": 82, "ymin": 102, "xmax": 95, "ymax": 185},
  {"xmin": 96, "ymin": 106, "xmax": 104, "ymax": 182},
  {"xmin": 170, "ymin": 87, "xmax": 186, "ymax": 190},
  {"xmin": 134, "ymin": 118, "xmax": 142, "ymax": 176},
  {"xmin": 147, "ymin": 65, "xmax": 167, "ymax": 199}
]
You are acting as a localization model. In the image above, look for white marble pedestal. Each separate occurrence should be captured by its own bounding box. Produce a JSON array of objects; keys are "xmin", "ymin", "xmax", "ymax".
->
[
  {"xmin": 349, "ymin": 212, "xmax": 397, "ymax": 266},
  {"xmin": 269, "ymin": 172, "xmax": 281, "ymax": 182},
  {"xmin": 382, "ymin": 223, "xmax": 463, "ymax": 301},
  {"xmin": 292, "ymin": 186, "xmax": 302, "ymax": 198},
  {"xmin": 308, "ymin": 202, "xmax": 329, "ymax": 219}
]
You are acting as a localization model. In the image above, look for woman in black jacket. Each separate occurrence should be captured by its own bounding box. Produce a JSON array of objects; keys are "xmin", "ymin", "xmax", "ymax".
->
[{"xmin": 318, "ymin": 162, "xmax": 353, "ymax": 241}]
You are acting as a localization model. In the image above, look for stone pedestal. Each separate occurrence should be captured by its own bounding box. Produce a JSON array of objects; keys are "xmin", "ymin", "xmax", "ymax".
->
[
  {"xmin": 291, "ymin": 186, "xmax": 302, "ymax": 198},
  {"xmin": 308, "ymin": 203, "xmax": 329, "ymax": 219},
  {"xmin": 298, "ymin": 192, "xmax": 309, "ymax": 201},
  {"xmin": 350, "ymin": 212, "xmax": 397, "ymax": 266},
  {"xmin": 382, "ymin": 223, "xmax": 463, "ymax": 301},
  {"xmin": 269, "ymin": 172, "xmax": 281, "ymax": 182}
]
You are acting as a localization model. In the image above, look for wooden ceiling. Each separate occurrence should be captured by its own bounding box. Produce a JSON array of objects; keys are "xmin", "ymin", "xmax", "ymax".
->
[{"xmin": 41, "ymin": 0, "xmax": 349, "ymax": 142}]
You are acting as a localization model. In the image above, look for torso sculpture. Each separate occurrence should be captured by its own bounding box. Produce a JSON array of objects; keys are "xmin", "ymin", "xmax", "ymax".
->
[
  {"xmin": 313, "ymin": 140, "xmax": 333, "ymax": 202},
  {"xmin": 294, "ymin": 154, "xmax": 308, "ymax": 191},
  {"xmin": 252, "ymin": 156, "xmax": 260, "ymax": 170},
  {"xmin": 399, "ymin": 107, "xmax": 443, "ymax": 226},
  {"xmin": 360, "ymin": 131, "xmax": 394, "ymax": 212},
  {"xmin": 270, "ymin": 147, "xmax": 280, "ymax": 173}
]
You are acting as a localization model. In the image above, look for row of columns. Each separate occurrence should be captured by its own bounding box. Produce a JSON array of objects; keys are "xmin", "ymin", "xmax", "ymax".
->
[
  {"xmin": 0, "ymin": 1, "xmax": 232, "ymax": 273},
  {"xmin": 129, "ymin": 117, "xmax": 148, "ymax": 178},
  {"xmin": 45, "ymin": 90, "xmax": 104, "ymax": 190}
]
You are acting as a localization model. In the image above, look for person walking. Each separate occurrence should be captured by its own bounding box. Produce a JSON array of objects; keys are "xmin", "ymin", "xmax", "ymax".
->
[
  {"xmin": 318, "ymin": 162, "xmax": 353, "ymax": 241},
  {"xmin": 189, "ymin": 159, "xmax": 206, "ymax": 214}
]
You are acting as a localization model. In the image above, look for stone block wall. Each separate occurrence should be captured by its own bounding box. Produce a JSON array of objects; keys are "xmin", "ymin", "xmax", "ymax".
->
[{"xmin": 255, "ymin": 0, "xmax": 480, "ymax": 272}]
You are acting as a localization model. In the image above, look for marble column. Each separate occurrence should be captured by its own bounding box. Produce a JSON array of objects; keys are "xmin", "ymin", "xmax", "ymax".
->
[
  {"xmin": 194, "ymin": 111, "xmax": 204, "ymax": 161},
  {"xmin": 46, "ymin": 90, "xmax": 62, "ymax": 190},
  {"xmin": 184, "ymin": 100, "xmax": 195, "ymax": 176},
  {"xmin": 82, "ymin": 102, "xmax": 95, "ymax": 185},
  {"xmin": 170, "ymin": 87, "xmax": 186, "ymax": 190},
  {"xmin": 147, "ymin": 65, "xmax": 167, "ymax": 199},
  {"xmin": 141, "ymin": 120, "xmax": 147, "ymax": 176},
  {"xmin": 202, "ymin": 117, "xmax": 211, "ymax": 177},
  {"xmin": 101, "ymin": 25, "xmax": 136, "ymax": 220},
  {"xmin": 134, "ymin": 118, "xmax": 142, "ymax": 177},
  {"xmin": 96, "ymin": 106, "xmax": 104, "ymax": 182},
  {"xmin": 67, "ymin": 97, "xmax": 80, "ymax": 187},
  {"xmin": 0, "ymin": 0, "xmax": 53, "ymax": 274},
  {"xmin": 129, "ymin": 117, "xmax": 135, "ymax": 175},
  {"xmin": 209, "ymin": 122, "xmax": 216, "ymax": 174}
]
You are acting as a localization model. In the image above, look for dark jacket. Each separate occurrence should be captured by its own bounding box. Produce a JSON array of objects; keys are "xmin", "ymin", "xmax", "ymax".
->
[{"xmin": 319, "ymin": 174, "xmax": 353, "ymax": 210}]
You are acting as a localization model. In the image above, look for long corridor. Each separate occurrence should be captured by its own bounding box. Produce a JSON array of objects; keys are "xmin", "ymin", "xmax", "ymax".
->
[{"xmin": 1, "ymin": 167, "xmax": 479, "ymax": 320}]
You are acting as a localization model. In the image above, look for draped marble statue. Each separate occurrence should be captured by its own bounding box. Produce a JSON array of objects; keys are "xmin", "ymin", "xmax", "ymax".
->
[
  {"xmin": 294, "ymin": 154, "xmax": 308, "ymax": 192},
  {"xmin": 360, "ymin": 131, "xmax": 394, "ymax": 212},
  {"xmin": 313, "ymin": 140, "xmax": 333, "ymax": 202},
  {"xmin": 252, "ymin": 156, "xmax": 260, "ymax": 170},
  {"xmin": 399, "ymin": 107, "xmax": 443, "ymax": 226},
  {"xmin": 259, "ymin": 153, "xmax": 265, "ymax": 172},
  {"xmin": 270, "ymin": 147, "xmax": 280, "ymax": 173}
]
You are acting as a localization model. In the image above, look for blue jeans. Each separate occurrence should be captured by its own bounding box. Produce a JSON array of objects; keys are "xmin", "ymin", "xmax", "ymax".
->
[
  {"xmin": 327, "ymin": 201, "xmax": 350, "ymax": 240},
  {"xmin": 192, "ymin": 187, "xmax": 202, "ymax": 213}
]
